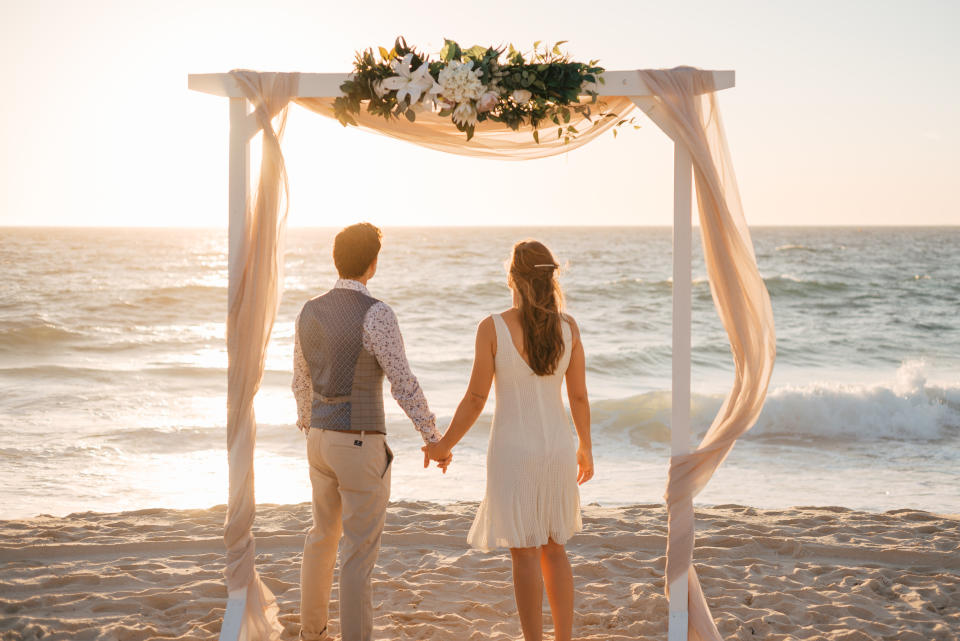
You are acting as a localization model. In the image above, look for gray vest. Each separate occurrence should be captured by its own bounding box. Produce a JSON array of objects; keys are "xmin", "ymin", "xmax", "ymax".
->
[{"xmin": 298, "ymin": 288, "xmax": 386, "ymax": 433}]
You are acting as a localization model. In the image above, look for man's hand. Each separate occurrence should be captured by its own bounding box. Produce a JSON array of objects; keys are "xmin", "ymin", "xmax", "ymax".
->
[{"xmin": 422, "ymin": 441, "xmax": 453, "ymax": 474}]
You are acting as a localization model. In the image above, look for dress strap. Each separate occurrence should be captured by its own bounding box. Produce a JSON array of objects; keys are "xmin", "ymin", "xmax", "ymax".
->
[{"xmin": 491, "ymin": 313, "xmax": 507, "ymax": 352}]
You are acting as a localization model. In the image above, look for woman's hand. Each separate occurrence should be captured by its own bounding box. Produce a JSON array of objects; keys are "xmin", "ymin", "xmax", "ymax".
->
[
  {"xmin": 422, "ymin": 440, "xmax": 453, "ymax": 474},
  {"xmin": 576, "ymin": 446, "xmax": 594, "ymax": 485}
]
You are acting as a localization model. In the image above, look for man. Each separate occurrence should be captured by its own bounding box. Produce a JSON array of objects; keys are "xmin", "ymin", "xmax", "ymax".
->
[{"xmin": 292, "ymin": 222, "xmax": 449, "ymax": 641}]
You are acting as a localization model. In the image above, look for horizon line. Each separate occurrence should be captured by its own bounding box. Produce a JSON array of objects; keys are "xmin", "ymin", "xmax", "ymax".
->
[{"xmin": 2, "ymin": 223, "xmax": 959, "ymax": 230}]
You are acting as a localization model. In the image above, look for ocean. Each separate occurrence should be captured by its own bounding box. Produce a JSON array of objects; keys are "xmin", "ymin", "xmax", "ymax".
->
[{"xmin": 1, "ymin": 226, "xmax": 958, "ymax": 519}]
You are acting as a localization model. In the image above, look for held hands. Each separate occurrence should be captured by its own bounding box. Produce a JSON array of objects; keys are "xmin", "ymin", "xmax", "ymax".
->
[
  {"xmin": 422, "ymin": 439, "xmax": 453, "ymax": 474},
  {"xmin": 576, "ymin": 446, "xmax": 594, "ymax": 485}
]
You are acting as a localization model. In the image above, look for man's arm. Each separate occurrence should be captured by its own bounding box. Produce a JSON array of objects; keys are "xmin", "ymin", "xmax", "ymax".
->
[
  {"xmin": 292, "ymin": 313, "xmax": 312, "ymax": 436},
  {"xmin": 363, "ymin": 302, "xmax": 442, "ymax": 444}
]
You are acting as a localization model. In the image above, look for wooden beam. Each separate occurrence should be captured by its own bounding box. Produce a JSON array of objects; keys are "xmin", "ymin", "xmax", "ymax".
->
[{"xmin": 188, "ymin": 69, "xmax": 734, "ymax": 98}]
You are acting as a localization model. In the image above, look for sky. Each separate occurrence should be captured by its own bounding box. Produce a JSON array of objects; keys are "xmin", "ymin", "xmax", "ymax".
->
[{"xmin": 1, "ymin": 0, "xmax": 958, "ymax": 227}]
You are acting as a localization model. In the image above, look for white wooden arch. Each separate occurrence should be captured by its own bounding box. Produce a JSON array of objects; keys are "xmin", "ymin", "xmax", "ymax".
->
[{"xmin": 189, "ymin": 68, "xmax": 736, "ymax": 641}]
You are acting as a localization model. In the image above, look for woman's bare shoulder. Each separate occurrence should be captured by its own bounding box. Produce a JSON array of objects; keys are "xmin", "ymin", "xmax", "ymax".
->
[{"xmin": 561, "ymin": 313, "xmax": 581, "ymax": 340}]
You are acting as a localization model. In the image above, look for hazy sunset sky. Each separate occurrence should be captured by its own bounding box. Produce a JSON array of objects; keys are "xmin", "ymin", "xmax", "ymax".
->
[{"xmin": 1, "ymin": 0, "xmax": 957, "ymax": 227}]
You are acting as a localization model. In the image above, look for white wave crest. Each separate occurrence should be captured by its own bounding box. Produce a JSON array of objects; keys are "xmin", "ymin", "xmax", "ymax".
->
[{"xmin": 592, "ymin": 362, "xmax": 959, "ymax": 444}]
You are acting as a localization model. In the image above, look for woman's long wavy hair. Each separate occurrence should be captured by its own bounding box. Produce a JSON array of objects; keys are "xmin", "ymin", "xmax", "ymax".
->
[{"xmin": 508, "ymin": 240, "xmax": 565, "ymax": 376}]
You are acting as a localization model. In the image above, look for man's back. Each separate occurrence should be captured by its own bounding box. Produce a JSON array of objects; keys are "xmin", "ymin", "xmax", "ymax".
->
[{"xmin": 298, "ymin": 288, "xmax": 385, "ymax": 433}]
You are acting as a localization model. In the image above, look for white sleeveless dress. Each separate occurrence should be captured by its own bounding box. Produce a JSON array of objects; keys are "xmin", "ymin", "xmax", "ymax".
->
[{"xmin": 467, "ymin": 313, "xmax": 583, "ymax": 551}]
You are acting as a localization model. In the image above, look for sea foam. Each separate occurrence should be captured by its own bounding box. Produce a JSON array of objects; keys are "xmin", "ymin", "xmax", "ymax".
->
[{"xmin": 592, "ymin": 362, "xmax": 959, "ymax": 444}]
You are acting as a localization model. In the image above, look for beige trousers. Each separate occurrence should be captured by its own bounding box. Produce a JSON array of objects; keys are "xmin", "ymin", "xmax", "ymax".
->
[{"xmin": 300, "ymin": 428, "xmax": 392, "ymax": 641}]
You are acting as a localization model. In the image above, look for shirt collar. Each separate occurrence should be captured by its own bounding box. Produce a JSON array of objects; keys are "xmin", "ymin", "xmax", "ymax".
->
[{"xmin": 334, "ymin": 278, "xmax": 371, "ymax": 296}]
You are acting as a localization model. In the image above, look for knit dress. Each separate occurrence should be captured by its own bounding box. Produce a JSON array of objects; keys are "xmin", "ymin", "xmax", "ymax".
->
[{"xmin": 466, "ymin": 313, "xmax": 583, "ymax": 551}]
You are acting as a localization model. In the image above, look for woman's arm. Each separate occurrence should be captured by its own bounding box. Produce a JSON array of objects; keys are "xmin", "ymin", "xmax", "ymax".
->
[
  {"xmin": 565, "ymin": 317, "xmax": 594, "ymax": 484},
  {"xmin": 423, "ymin": 317, "xmax": 496, "ymax": 463}
]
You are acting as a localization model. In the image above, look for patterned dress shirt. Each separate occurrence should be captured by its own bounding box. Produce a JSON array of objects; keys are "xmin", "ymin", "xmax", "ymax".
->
[{"xmin": 293, "ymin": 279, "xmax": 441, "ymax": 443}]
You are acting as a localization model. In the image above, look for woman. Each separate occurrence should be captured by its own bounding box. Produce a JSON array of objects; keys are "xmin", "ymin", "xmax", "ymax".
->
[{"xmin": 424, "ymin": 239, "xmax": 594, "ymax": 641}]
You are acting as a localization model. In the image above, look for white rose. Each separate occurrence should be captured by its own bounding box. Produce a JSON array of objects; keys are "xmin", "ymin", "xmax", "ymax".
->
[
  {"xmin": 476, "ymin": 91, "xmax": 499, "ymax": 113},
  {"xmin": 452, "ymin": 102, "xmax": 478, "ymax": 127},
  {"xmin": 511, "ymin": 89, "xmax": 532, "ymax": 103}
]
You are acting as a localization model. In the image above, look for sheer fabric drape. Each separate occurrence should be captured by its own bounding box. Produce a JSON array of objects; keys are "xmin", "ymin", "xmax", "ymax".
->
[
  {"xmin": 224, "ymin": 70, "xmax": 298, "ymax": 640},
  {"xmin": 636, "ymin": 68, "xmax": 776, "ymax": 641},
  {"xmin": 223, "ymin": 67, "xmax": 774, "ymax": 641}
]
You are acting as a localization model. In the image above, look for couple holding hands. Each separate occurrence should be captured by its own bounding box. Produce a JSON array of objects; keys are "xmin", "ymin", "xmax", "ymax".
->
[{"xmin": 292, "ymin": 223, "xmax": 594, "ymax": 641}]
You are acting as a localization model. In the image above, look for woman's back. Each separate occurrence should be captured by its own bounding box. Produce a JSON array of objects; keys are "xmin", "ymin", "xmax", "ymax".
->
[{"xmin": 490, "ymin": 311, "xmax": 575, "ymax": 455}]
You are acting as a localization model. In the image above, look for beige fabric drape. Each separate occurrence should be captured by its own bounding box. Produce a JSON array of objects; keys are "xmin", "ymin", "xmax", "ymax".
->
[
  {"xmin": 637, "ymin": 68, "xmax": 776, "ymax": 641},
  {"xmin": 224, "ymin": 70, "xmax": 298, "ymax": 641},
  {"xmin": 221, "ymin": 67, "xmax": 774, "ymax": 641},
  {"xmin": 296, "ymin": 96, "xmax": 637, "ymax": 160}
]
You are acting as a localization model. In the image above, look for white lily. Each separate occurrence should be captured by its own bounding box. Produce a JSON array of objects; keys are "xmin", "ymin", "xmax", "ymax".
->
[{"xmin": 380, "ymin": 53, "xmax": 437, "ymax": 106}]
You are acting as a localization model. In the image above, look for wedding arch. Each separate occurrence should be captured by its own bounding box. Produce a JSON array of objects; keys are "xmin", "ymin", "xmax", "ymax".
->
[{"xmin": 187, "ymin": 65, "xmax": 775, "ymax": 641}]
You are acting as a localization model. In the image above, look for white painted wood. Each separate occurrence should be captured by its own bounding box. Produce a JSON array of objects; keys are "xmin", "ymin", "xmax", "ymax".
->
[
  {"xmin": 227, "ymin": 98, "xmax": 251, "ymax": 310},
  {"xmin": 220, "ymin": 97, "xmax": 251, "ymax": 641},
  {"xmin": 667, "ymin": 140, "xmax": 693, "ymax": 641},
  {"xmin": 219, "ymin": 587, "xmax": 247, "ymax": 641},
  {"xmin": 188, "ymin": 69, "xmax": 734, "ymax": 98}
]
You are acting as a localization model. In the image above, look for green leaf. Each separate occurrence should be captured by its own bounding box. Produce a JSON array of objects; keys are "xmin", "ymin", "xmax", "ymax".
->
[
  {"xmin": 567, "ymin": 125, "xmax": 578, "ymax": 133},
  {"xmin": 533, "ymin": 129, "xmax": 540, "ymax": 144},
  {"xmin": 557, "ymin": 127, "xmax": 562, "ymax": 139},
  {"xmin": 465, "ymin": 44, "xmax": 486, "ymax": 60},
  {"xmin": 533, "ymin": 40, "xmax": 542, "ymax": 49},
  {"xmin": 613, "ymin": 129, "xmax": 618, "ymax": 138},
  {"xmin": 562, "ymin": 108, "xmax": 570, "ymax": 123},
  {"xmin": 379, "ymin": 46, "xmax": 390, "ymax": 61},
  {"xmin": 536, "ymin": 64, "xmax": 549, "ymax": 72},
  {"xmin": 441, "ymin": 38, "xmax": 462, "ymax": 62},
  {"xmin": 466, "ymin": 125, "xmax": 475, "ymax": 141}
]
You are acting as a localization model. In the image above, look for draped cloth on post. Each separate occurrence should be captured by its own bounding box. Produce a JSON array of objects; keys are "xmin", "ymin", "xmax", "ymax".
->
[
  {"xmin": 222, "ymin": 67, "xmax": 774, "ymax": 641},
  {"xmin": 636, "ymin": 69, "xmax": 776, "ymax": 641},
  {"xmin": 224, "ymin": 70, "xmax": 298, "ymax": 641}
]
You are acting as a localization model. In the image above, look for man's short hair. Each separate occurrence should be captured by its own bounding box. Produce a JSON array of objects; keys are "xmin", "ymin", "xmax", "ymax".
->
[{"xmin": 333, "ymin": 222, "xmax": 382, "ymax": 279}]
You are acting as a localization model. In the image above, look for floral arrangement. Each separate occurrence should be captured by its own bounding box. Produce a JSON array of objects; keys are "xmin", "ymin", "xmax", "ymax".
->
[{"xmin": 333, "ymin": 37, "xmax": 636, "ymax": 142}]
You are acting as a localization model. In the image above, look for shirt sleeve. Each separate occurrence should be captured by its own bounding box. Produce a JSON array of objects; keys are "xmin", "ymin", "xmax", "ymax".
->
[
  {"xmin": 363, "ymin": 302, "xmax": 442, "ymax": 444},
  {"xmin": 292, "ymin": 313, "xmax": 313, "ymax": 436}
]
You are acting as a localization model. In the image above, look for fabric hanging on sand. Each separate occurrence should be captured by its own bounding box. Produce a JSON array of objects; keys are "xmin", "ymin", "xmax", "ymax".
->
[
  {"xmin": 224, "ymin": 70, "xmax": 299, "ymax": 641},
  {"xmin": 636, "ymin": 68, "xmax": 776, "ymax": 641},
  {"xmin": 222, "ymin": 67, "xmax": 774, "ymax": 641}
]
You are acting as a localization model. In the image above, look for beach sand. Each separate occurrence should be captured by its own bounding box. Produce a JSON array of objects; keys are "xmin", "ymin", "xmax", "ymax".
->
[{"xmin": 0, "ymin": 501, "xmax": 957, "ymax": 641}]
